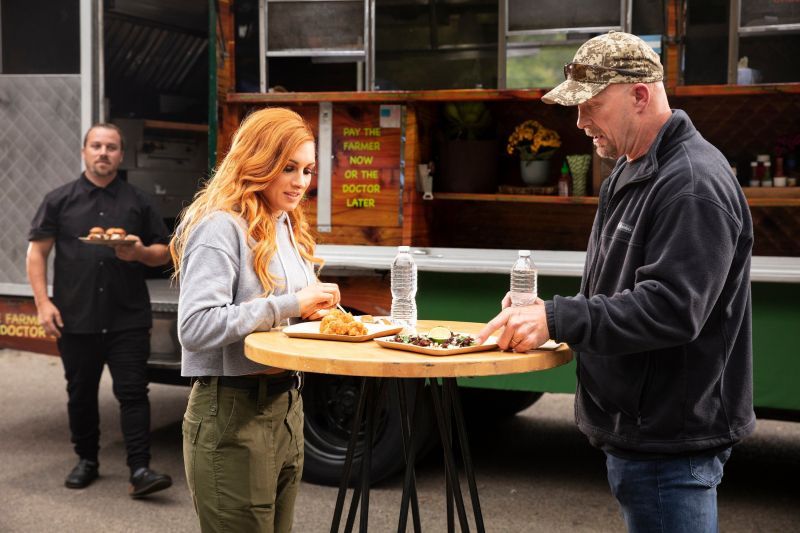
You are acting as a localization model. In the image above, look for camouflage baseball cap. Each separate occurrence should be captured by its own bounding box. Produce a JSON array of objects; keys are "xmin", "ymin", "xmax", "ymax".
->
[{"xmin": 542, "ymin": 31, "xmax": 663, "ymax": 106}]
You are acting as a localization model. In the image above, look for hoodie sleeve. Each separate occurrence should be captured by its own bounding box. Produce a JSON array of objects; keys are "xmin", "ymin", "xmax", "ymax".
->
[
  {"xmin": 176, "ymin": 217, "xmax": 300, "ymax": 353},
  {"xmin": 548, "ymin": 193, "xmax": 743, "ymax": 356}
]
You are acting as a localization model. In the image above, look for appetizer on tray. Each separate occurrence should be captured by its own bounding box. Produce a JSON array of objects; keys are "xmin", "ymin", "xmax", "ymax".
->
[
  {"xmin": 79, "ymin": 226, "xmax": 136, "ymax": 246},
  {"xmin": 282, "ymin": 310, "xmax": 402, "ymax": 342},
  {"xmin": 374, "ymin": 326, "xmax": 499, "ymax": 356}
]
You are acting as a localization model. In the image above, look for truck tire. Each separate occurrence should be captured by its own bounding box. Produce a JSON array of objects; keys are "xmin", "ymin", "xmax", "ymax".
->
[{"xmin": 301, "ymin": 373, "xmax": 436, "ymax": 486}]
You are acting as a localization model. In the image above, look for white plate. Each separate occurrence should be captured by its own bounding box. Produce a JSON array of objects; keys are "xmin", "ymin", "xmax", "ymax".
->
[
  {"xmin": 79, "ymin": 237, "xmax": 135, "ymax": 246},
  {"xmin": 282, "ymin": 319, "xmax": 403, "ymax": 342}
]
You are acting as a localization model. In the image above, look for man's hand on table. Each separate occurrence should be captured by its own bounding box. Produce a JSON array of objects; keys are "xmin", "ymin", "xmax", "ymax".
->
[{"xmin": 476, "ymin": 296, "xmax": 550, "ymax": 353}]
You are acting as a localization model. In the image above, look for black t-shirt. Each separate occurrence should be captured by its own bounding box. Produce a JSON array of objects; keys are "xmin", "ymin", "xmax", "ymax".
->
[
  {"xmin": 29, "ymin": 174, "xmax": 169, "ymax": 334},
  {"xmin": 612, "ymin": 156, "xmax": 644, "ymax": 197}
]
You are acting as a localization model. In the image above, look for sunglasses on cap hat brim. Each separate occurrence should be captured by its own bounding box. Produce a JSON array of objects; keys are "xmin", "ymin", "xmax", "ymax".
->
[{"xmin": 563, "ymin": 62, "xmax": 650, "ymax": 83}]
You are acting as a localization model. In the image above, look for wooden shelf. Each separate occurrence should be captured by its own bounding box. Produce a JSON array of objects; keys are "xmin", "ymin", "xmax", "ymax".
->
[
  {"xmin": 226, "ymin": 83, "xmax": 800, "ymax": 105},
  {"xmin": 432, "ymin": 190, "xmax": 800, "ymax": 207},
  {"xmin": 142, "ymin": 119, "xmax": 209, "ymax": 133},
  {"xmin": 672, "ymin": 83, "xmax": 800, "ymax": 97},
  {"xmin": 746, "ymin": 198, "xmax": 800, "ymax": 206},
  {"xmin": 227, "ymin": 88, "xmax": 546, "ymax": 104},
  {"xmin": 743, "ymin": 187, "xmax": 800, "ymax": 206},
  {"xmin": 743, "ymin": 187, "xmax": 800, "ymax": 197},
  {"xmin": 432, "ymin": 193, "xmax": 599, "ymax": 205}
]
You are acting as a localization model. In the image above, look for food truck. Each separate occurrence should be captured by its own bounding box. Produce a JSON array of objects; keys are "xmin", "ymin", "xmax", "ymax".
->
[{"xmin": 1, "ymin": 0, "xmax": 799, "ymax": 484}]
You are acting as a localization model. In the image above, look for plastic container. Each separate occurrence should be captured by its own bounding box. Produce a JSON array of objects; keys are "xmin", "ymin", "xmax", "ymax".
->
[
  {"xmin": 774, "ymin": 157, "xmax": 787, "ymax": 187},
  {"xmin": 762, "ymin": 161, "xmax": 773, "ymax": 187},
  {"xmin": 390, "ymin": 245, "xmax": 417, "ymax": 329},
  {"xmin": 749, "ymin": 161, "xmax": 760, "ymax": 187},
  {"xmin": 510, "ymin": 250, "xmax": 538, "ymax": 307}
]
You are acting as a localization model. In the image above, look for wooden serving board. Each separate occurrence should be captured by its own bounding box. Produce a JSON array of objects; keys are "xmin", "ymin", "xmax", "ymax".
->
[{"xmin": 374, "ymin": 334, "xmax": 498, "ymax": 356}]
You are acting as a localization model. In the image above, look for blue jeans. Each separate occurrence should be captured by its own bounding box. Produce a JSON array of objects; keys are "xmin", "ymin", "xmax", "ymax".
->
[{"xmin": 605, "ymin": 447, "xmax": 732, "ymax": 533}]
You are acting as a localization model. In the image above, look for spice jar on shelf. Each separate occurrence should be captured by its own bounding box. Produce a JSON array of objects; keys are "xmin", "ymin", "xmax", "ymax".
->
[
  {"xmin": 761, "ymin": 161, "xmax": 773, "ymax": 187},
  {"xmin": 558, "ymin": 161, "xmax": 570, "ymax": 197},
  {"xmin": 774, "ymin": 157, "xmax": 787, "ymax": 187},
  {"xmin": 749, "ymin": 161, "xmax": 760, "ymax": 187}
]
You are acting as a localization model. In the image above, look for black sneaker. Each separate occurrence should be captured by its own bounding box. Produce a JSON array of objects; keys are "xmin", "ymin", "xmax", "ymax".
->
[
  {"xmin": 128, "ymin": 467, "xmax": 172, "ymax": 498},
  {"xmin": 65, "ymin": 459, "xmax": 99, "ymax": 489}
]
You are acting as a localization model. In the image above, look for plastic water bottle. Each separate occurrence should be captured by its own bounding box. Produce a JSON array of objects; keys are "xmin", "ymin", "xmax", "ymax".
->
[
  {"xmin": 510, "ymin": 250, "xmax": 537, "ymax": 307},
  {"xmin": 391, "ymin": 245, "xmax": 417, "ymax": 330}
]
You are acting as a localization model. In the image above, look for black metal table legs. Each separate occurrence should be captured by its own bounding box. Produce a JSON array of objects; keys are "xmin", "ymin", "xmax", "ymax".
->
[
  {"xmin": 424, "ymin": 378, "xmax": 485, "ymax": 533},
  {"xmin": 331, "ymin": 377, "xmax": 485, "ymax": 533}
]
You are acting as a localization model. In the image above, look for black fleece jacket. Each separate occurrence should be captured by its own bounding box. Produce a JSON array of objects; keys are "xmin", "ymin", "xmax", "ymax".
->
[{"xmin": 545, "ymin": 110, "xmax": 756, "ymax": 455}]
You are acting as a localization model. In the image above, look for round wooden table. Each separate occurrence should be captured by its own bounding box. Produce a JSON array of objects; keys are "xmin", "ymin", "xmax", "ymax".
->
[
  {"xmin": 245, "ymin": 320, "xmax": 572, "ymax": 378},
  {"xmin": 245, "ymin": 320, "xmax": 572, "ymax": 533}
]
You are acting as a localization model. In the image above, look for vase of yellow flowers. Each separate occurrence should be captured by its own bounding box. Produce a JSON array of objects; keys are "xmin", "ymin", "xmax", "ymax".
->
[{"xmin": 507, "ymin": 120, "xmax": 561, "ymax": 186}]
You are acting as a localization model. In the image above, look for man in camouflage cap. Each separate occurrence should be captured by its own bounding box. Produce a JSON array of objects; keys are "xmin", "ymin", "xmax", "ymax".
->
[
  {"xmin": 480, "ymin": 31, "xmax": 754, "ymax": 532},
  {"xmin": 544, "ymin": 31, "xmax": 670, "ymax": 162},
  {"xmin": 542, "ymin": 30, "xmax": 663, "ymax": 106}
]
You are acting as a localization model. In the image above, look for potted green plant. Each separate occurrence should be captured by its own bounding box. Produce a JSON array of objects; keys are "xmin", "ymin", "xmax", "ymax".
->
[
  {"xmin": 437, "ymin": 102, "xmax": 498, "ymax": 193},
  {"xmin": 507, "ymin": 120, "xmax": 561, "ymax": 186}
]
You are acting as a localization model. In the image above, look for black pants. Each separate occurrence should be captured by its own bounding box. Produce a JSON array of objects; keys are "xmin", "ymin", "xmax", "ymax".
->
[{"xmin": 57, "ymin": 328, "xmax": 151, "ymax": 473}]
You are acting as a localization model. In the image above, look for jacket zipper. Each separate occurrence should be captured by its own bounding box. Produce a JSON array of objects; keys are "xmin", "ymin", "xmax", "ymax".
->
[
  {"xmin": 585, "ymin": 161, "xmax": 647, "ymax": 294},
  {"xmin": 585, "ymin": 179, "xmax": 615, "ymax": 294}
]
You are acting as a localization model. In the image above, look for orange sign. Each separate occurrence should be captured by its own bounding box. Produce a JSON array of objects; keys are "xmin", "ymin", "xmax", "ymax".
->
[
  {"xmin": 331, "ymin": 106, "xmax": 401, "ymax": 227},
  {"xmin": 0, "ymin": 298, "xmax": 58, "ymax": 355}
]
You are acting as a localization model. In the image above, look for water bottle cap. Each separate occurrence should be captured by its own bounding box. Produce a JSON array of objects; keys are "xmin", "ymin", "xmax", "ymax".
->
[
  {"xmin": 518, "ymin": 250, "xmax": 531, "ymax": 257},
  {"xmin": 398, "ymin": 245, "xmax": 410, "ymax": 252}
]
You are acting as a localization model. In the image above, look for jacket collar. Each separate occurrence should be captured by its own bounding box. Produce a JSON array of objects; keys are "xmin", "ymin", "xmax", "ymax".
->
[
  {"xmin": 78, "ymin": 172, "xmax": 121, "ymax": 197},
  {"xmin": 615, "ymin": 109, "xmax": 696, "ymax": 185}
]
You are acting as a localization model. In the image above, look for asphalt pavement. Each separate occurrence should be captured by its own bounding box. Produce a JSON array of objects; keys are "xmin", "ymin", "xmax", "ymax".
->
[{"xmin": 0, "ymin": 349, "xmax": 798, "ymax": 532}]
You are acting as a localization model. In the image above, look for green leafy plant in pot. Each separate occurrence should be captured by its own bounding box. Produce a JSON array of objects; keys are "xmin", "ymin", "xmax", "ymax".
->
[{"xmin": 437, "ymin": 102, "xmax": 498, "ymax": 193}]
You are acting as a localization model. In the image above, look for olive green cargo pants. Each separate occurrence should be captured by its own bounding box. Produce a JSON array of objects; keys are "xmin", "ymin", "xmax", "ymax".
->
[{"xmin": 182, "ymin": 378, "xmax": 304, "ymax": 533}]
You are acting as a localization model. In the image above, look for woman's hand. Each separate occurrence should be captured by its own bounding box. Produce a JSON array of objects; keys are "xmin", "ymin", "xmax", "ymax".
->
[
  {"xmin": 296, "ymin": 282, "xmax": 340, "ymax": 319},
  {"xmin": 305, "ymin": 308, "xmax": 331, "ymax": 321}
]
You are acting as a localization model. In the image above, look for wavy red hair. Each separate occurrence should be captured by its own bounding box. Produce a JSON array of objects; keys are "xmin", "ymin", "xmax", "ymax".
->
[{"xmin": 170, "ymin": 107, "xmax": 322, "ymax": 294}]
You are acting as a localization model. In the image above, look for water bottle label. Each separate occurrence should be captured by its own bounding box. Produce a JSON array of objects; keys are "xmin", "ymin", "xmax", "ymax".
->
[{"xmin": 510, "ymin": 257, "xmax": 537, "ymax": 306}]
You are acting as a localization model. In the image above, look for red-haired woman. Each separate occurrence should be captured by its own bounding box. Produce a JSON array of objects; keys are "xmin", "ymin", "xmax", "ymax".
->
[{"xmin": 171, "ymin": 107, "xmax": 339, "ymax": 532}]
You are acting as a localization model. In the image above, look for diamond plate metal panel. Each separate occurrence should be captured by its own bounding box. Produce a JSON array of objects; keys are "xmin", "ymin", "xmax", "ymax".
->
[{"xmin": 0, "ymin": 75, "xmax": 81, "ymax": 286}]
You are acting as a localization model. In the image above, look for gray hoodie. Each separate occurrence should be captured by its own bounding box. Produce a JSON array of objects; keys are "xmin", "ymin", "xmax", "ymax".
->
[{"xmin": 178, "ymin": 210, "xmax": 313, "ymax": 376}]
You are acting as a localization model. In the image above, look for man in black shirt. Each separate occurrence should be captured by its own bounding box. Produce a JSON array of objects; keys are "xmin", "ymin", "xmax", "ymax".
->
[{"xmin": 26, "ymin": 123, "xmax": 173, "ymax": 498}]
